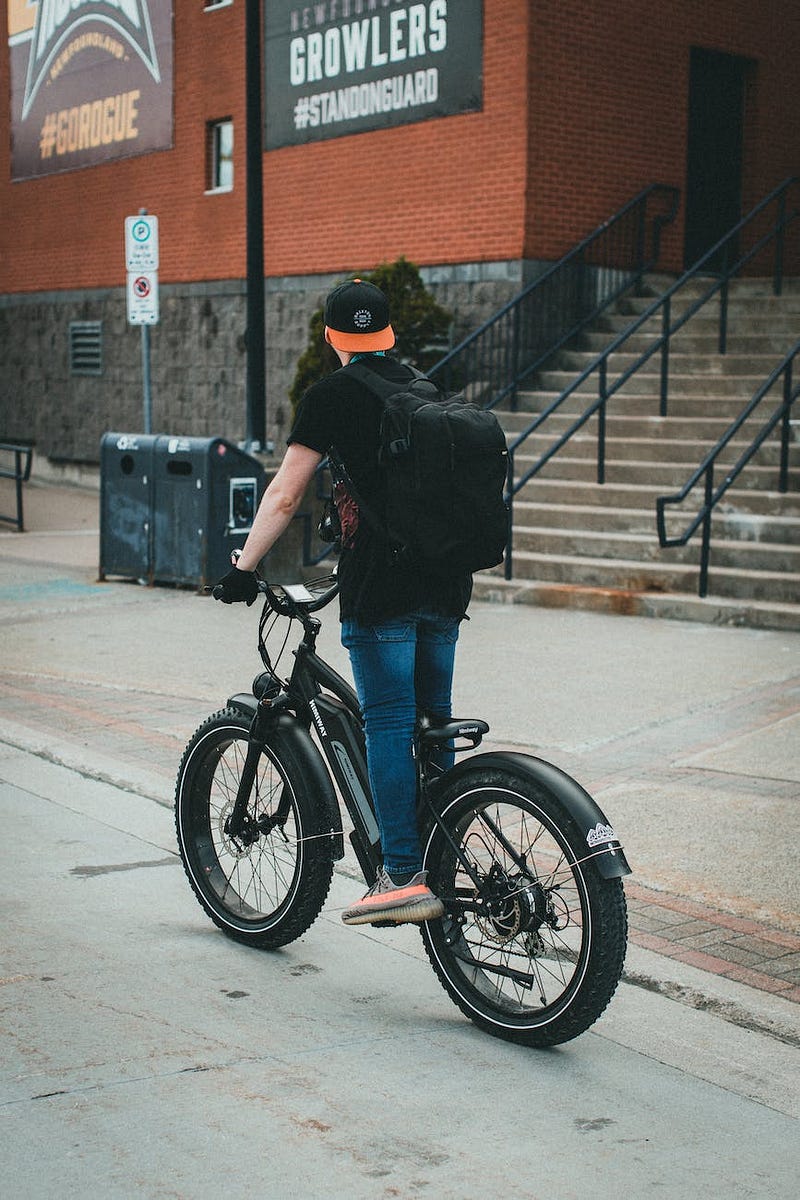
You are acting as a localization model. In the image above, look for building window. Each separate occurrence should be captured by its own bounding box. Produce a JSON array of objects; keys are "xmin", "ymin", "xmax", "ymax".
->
[
  {"xmin": 207, "ymin": 119, "xmax": 233, "ymax": 192},
  {"xmin": 69, "ymin": 321, "xmax": 103, "ymax": 376}
]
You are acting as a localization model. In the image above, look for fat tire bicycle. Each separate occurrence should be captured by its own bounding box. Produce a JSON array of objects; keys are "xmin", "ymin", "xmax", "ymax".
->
[{"xmin": 175, "ymin": 573, "xmax": 630, "ymax": 1048}]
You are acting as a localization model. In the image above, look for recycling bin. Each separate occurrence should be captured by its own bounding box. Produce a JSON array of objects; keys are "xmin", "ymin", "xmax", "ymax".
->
[
  {"xmin": 151, "ymin": 436, "xmax": 266, "ymax": 588},
  {"xmin": 99, "ymin": 432, "xmax": 158, "ymax": 580}
]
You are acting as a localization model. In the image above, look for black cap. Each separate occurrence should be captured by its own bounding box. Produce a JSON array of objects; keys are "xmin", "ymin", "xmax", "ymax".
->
[{"xmin": 324, "ymin": 279, "xmax": 395, "ymax": 351}]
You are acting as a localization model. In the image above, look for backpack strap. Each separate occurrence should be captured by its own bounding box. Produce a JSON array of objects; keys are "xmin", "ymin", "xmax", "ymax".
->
[
  {"xmin": 327, "ymin": 443, "xmax": 393, "ymax": 549},
  {"xmin": 343, "ymin": 359, "xmax": 431, "ymax": 401},
  {"xmin": 331, "ymin": 362, "xmax": 439, "ymax": 557}
]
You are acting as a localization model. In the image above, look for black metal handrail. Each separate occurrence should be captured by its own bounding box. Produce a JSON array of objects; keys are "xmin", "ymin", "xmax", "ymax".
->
[
  {"xmin": 0, "ymin": 442, "xmax": 33, "ymax": 532},
  {"xmin": 656, "ymin": 342, "xmax": 799, "ymax": 597},
  {"xmin": 429, "ymin": 184, "xmax": 680, "ymax": 409},
  {"xmin": 503, "ymin": 176, "xmax": 800, "ymax": 579}
]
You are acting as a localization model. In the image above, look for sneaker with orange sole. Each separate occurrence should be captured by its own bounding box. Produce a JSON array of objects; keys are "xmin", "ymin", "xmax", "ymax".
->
[{"xmin": 341, "ymin": 868, "xmax": 445, "ymax": 926}]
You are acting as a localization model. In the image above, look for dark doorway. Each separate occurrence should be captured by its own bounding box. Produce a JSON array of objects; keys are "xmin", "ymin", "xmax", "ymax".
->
[{"xmin": 684, "ymin": 48, "xmax": 751, "ymax": 270}]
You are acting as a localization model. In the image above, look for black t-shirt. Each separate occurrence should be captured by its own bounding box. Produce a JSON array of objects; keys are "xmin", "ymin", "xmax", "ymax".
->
[{"xmin": 288, "ymin": 355, "xmax": 472, "ymax": 624}]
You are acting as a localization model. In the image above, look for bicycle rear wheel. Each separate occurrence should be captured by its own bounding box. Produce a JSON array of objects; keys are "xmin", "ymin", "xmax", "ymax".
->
[
  {"xmin": 420, "ymin": 760, "xmax": 627, "ymax": 1047},
  {"xmin": 175, "ymin": 708, "xmax": 335, "ymax": 949}
]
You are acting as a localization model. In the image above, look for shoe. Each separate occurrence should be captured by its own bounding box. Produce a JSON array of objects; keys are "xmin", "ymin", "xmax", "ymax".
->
[{"xmin": 341, "ymin": 868, "xmax": 445, "ymax": 926}]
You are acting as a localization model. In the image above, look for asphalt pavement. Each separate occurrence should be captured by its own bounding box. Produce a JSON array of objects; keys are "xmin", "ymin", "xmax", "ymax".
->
[{"xmin": 1, "ymin": 476, "xmax": 799, "ymax": 1197}]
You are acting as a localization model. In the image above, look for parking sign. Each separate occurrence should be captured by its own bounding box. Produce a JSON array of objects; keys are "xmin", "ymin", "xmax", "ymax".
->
[{"xmin": 125, "ymin": 215, "xmax": 159, "ymax": 271}]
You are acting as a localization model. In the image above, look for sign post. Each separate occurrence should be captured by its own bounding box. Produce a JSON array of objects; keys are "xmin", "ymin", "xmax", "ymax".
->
[{"xmin": 125, "ymin": 212, "xmax": 159, "ymax": 434}]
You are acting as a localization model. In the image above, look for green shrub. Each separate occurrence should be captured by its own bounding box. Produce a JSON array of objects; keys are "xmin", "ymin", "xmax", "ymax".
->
[{"xmin": 288, "ymin": 257, "xmax": 451, "ymax": 413}]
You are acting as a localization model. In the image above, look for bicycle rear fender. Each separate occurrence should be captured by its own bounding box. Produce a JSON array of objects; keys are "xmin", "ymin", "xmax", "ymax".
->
[
  {"xmin": 438, "ymin": 751, "xmax": 631, "ymax": 880},
  {"xmin": 227, "ymin": 693, "xmax": 344, "ymax": 861}
]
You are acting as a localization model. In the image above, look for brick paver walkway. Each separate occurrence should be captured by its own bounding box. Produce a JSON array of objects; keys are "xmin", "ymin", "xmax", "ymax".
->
[{"xmin": 625, "ymin": 881, "xmax": 800, "ymax": 1002}]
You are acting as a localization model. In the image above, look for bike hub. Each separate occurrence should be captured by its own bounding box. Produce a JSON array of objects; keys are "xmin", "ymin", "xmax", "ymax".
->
[{"xmin": 476, "ymin": 866, "xmax": 548, "ymax": 944}]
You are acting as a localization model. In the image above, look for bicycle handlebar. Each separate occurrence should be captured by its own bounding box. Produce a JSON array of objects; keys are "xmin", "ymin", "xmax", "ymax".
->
[
  {"xmin": 227, "ymin": 548, "xmax": 339, "ymax": 618},
  {"xmin": 257, "ymin": 573, "xmax": 339, "ymax": 618}
]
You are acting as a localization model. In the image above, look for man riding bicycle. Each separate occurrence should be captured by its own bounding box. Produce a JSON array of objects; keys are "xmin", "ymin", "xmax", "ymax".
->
[{"xmin": 213, "ymin": 279, "xmax": 471, "ymax": 927}]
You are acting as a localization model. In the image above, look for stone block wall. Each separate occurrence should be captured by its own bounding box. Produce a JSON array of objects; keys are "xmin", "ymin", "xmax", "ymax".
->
[{"xmin": 0, "ymin": 262, "xmax": 523, "ymax": 466}]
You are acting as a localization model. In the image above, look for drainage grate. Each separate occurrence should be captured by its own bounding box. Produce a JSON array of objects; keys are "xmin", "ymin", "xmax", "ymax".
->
[{"xmin": 69, "ymin": 320, "xmax": 103, "ymax": 376}]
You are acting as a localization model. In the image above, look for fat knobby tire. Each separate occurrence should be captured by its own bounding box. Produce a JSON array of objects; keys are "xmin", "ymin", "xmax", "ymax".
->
[
  {"xmin": 420, "ymin": 760, "xmax": 628, "ymax": 1047},
  {"xmin": 175, "ymin": 708, "xmax": 335, "ymax": 949}
]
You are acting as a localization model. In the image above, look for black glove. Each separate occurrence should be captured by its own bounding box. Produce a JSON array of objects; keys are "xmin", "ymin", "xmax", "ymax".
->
[{"xmin": 212, "ymin": 565, "xmax": 259, "ymax": 606}]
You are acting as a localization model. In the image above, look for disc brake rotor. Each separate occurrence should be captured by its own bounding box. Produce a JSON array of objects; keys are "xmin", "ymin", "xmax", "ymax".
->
[
  {"xmin": 474, "ymin": 869, "xmax": 547, "ymax": 945},
  {"xmin": 219, "ymin": 799, "xmax": 259, "ymax": 857}
]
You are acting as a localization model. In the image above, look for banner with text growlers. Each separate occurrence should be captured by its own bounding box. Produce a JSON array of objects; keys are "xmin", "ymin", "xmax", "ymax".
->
[{"xmin": 265, "ymin": 0, "xmax": 483, "ymax": 150}]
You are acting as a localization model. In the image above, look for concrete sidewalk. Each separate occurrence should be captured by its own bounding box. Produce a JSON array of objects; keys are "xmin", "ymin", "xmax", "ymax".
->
[
  {"xmin": 3, "ymin": 747, "xmax": 798, "ymax": 1198},
  {"xmin": 1, "ymin": 477, "xmax": 799, "ymax": 1017}
]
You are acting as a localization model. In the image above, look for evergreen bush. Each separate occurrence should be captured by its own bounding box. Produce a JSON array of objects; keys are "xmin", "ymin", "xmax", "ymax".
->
[{"xmin": 288, "ymin": 257, "xmax": 451, "ymax": 413}]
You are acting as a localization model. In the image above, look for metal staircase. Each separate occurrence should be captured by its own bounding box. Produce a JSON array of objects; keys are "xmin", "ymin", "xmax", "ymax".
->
[{"xmin": 299, "ymin": 181, "xmax": 799, "ymax": 628}]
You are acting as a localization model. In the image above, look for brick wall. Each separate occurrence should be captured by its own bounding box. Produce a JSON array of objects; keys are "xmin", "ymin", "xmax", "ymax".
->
[
  {"xmin": 0, "ymin": 0, "xmax": 249, "ymax": 292},
  {"xmin": 2, "ymin": 1, "xmax": 797, "ymax": 291},
  {"xmin": 526, "ymin": 0, "xmax": 800, "ymax": 269},
  {"xmin": 0, "ymin": 0, "xmax": 532, "ymax": 294},
  {"xmin": 262, "ymin": 0, "xmax": 530, "ymax": 276}
]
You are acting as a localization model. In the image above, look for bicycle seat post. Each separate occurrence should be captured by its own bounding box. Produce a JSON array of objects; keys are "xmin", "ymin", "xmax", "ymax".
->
[{"xmin": 415, "ymin": 712, "xmax": 441, "ymax": 800}]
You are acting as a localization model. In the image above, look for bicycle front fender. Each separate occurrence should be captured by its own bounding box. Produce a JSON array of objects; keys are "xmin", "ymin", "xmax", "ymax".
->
[
  {"xmin": 434, "ymin": 751, "xmax": 631, "ymax": 880},
  {"xmin": 226, "ymin": 693, "xmax": 344, "ymax": 861}
]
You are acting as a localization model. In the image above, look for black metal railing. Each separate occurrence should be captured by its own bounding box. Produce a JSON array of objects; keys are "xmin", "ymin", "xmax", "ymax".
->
[
  {"xmin": 0, "ymin": 442, "xmax": 33, "ymax": 532},
  {"xmin": 428, "ymin": 183, "xmax": 680, "ymax": 408},
  {"xmin": 503, "ymin": 176, "xmax": 800, "ymax": 579},
  {"xmin": 656, "ymin": 342, "xmax": 799, "ymax": 597}
]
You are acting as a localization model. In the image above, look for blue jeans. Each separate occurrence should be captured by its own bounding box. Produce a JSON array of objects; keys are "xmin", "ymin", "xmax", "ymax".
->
[{"xmin": 341, "ymin": 611, "xmax": 460, "ymax": 877}]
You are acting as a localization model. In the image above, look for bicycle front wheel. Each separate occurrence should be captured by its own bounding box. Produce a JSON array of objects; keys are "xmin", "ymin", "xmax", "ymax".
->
[
  {"xmin": 420, "ymin": 761, "xmax": 627, "ymax": 1047},
  {"xmin": 175, "ymin": 708, "xmax": 335, "ymax": 949}
]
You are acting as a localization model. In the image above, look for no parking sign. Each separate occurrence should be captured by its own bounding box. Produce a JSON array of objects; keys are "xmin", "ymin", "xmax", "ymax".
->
[
  {"xmin": 125, "ymin": 214, "xmax": 159, "ymax": 324},
  {"xmin": 126, "ymin": 269, "xmax": 159, "ymax": 324}
]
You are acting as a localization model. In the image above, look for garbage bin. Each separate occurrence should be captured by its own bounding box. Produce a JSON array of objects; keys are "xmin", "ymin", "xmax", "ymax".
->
[
  {"xmin": 151, "ymin": 436, "xmax": 266, "ymax": 588},
  {"xmin": 99, "ymin": 432, "xmax": 158, "ymax": 580}
]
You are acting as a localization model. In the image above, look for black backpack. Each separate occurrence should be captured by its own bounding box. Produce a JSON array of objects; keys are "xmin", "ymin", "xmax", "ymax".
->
[{"xmin": 336, "ymin": 361, "xmax": 509, "ymax": 577}]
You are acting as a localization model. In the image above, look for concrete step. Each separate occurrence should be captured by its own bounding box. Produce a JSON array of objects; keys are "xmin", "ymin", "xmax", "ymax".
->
[
  {"xmin": 513, "ymin": 478, "xmax": 800, "ymax": 517},
  {"xmin": 511, "ymin": 525, "xmax": 800, "ymax": 572},
  {"xmin": 487, "ymin": 275, "xmax": 800, "ymax": 629},
  {"xmin": 537, "ymin": 369, "xmax": 783, "ymax": 397},
  {"xmin": 500, "ymin": 409, "xmax": 771, "ymax": 442},
  {"xmin": 515, "ymin": 432, "xmax": 798, "ymax": 468},
  {"xmin": 594, "ymin": 311, "xmax": 800, "ymax": 338},
  {"xmin": 471, "ymin": 575, "xmax": 800, "ymax": 633},
  {"xmin": 499, "ymin": 548, "xmax": 800, "ymax": 604},
  {"xmin": 579, "ymin": 330, "xmax": 798, "ymax": 356},
  {"xmin": 513, "ymin": 452, "xmax": 796, "ymax": 493},
  {"xmin": 514, "ymin": 501, "xmax": 800, "ymax": 544},
  {"xmin": 508, "ymin": 391, "xmax": 777, "ymax": 419},
  {"xmin": 559, "ymin": 350, "xmax": 785, "ymax": 376},
  {"xmin": 642, "ymin": 274, "xmax": 800, "ymax": 297},
  {"xmin": 617, "ymin": 293, "xmax": 800, "ymax": 317}
]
